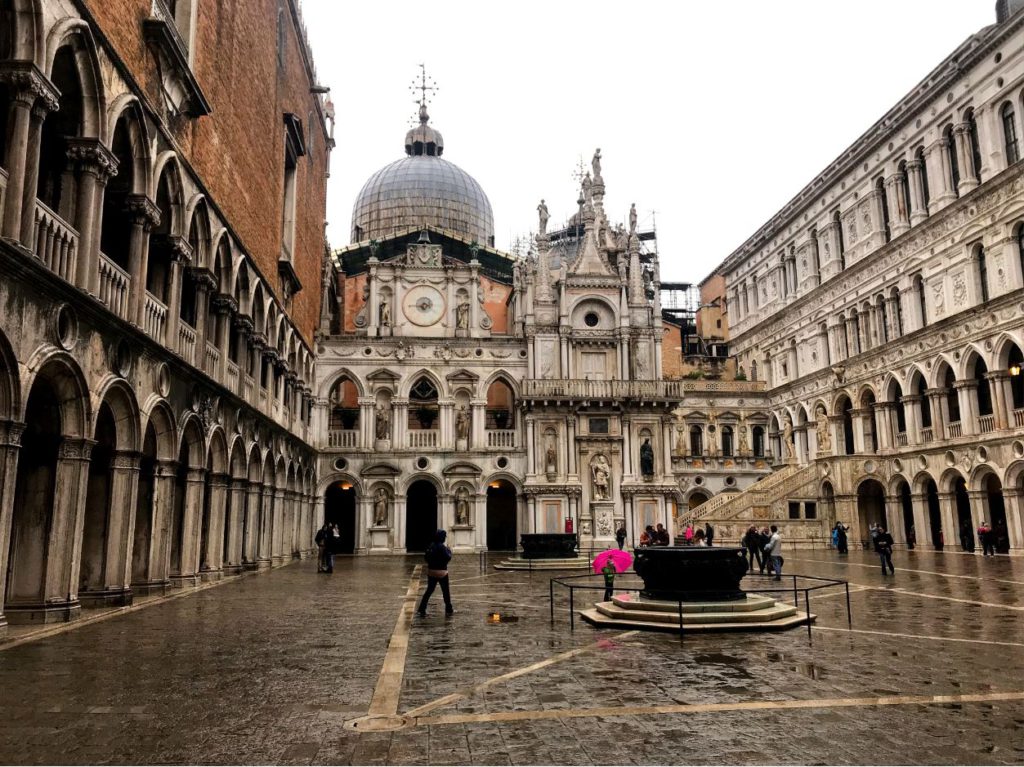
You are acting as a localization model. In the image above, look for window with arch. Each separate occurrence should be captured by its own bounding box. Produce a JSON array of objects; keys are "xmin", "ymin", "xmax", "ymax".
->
[
  {"xmin": 916, "ymin": 146, "xmax": 930, "ymax": 208},
  {"xmin": 1003, "ymin": 102, "xmax": 1021, "ymax": 165},
  {"xmin": 409, "ymin": 377, "xmax": 439, "ymax": 430},
  {"xmin": 689, "ymin": 425, "xmax": 704, "ymax": 457},
  {"xmin": 876, "ymin": 176, "xmax": 891, "ymax": 241},
  {"xmin": 913, "ymin": 273, "xmax": 926, "ymax": 327},
  {"xmin": 899, "ymin": 161, "xmax": 913, "ymax": 223},
  {"xmin": 944, "ymin": 125, "xmax": 960, "ymax": 195},
  {"xmin": 328, "ymin": 376, "xmax": 360, "ymax": 433},
  {"xmin": 976, "ymin": 245, "xmax": 989, "ymax": 303},
  {"xmin": 752, "ymin": 425, "xmax": 765, "ymax": 458},
  {"xmin": 721, "ymin": 425, "xmax": 734, "ymax": 458},
  {"xmin": 833, "ymin": 210, "xmax": 845, "ymax": 269},
  {"xmin": 944, "ymin": 367, "xmax": 960, "ymax": 424},
  {"xmin": 966, "ymin": 108, "xmax": 982, "ymax": 181},
  {"xmin": 485, "ymin": 379, "xmax": 515, "ymax": 429}
]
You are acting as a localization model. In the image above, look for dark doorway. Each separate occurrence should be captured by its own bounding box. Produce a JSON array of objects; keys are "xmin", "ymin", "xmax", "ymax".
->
[
  {"xmin": 856, "ymin": 479, "xmax": 887, "ymax": 542},
  {"xmin": 486, "ymin": 480, "xmax": 517, "ymax": 551},
  {"xmin": 898, "ymin": 481, "xmax": 914, "ymax": 544},
  {"xmin": 954, "ymin": 477, "xmax": 973, "ymax": 552},
  {"xmin": 406, "ymin": 480, "xmax": 438, "ymax": 552},
  {"xmin": 984, "ymin": 474, "xmax": 1009, "ymax": 554},
  {"xmin": 925, "ymin": 479, "xmax": 942, "ymax": 548},
  {"xmin": 132, "ymin": 425, "xmax": 157, "ymax": 584},
  {"xmin": 324, "ymin": 482, "xmax": 356, "ymax": 554},
  {"xmin": 80, "ymin": 403, "xmax": 115, "ymax": 595}
]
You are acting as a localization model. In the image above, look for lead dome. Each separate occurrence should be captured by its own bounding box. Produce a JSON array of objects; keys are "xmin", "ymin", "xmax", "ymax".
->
[{"xmin": 350, "ymin": 104, "xmax": 495, "ymax": 246}]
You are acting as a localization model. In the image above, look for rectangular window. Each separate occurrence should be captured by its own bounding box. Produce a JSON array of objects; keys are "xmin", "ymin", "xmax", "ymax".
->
[
  {"xmin": 788, "ymin": 501, "xmax": 801, "ymax": 520},
  {"xmin": 804, "ymin": 501, "xmax": 817, "ymax": 520},
  {"xmin": 588, "ymin": 418, "xmax": 609, "ymax": 435},
  {"xmin": 639, "ymin": 500, "xmax": 657, "ymax": 531},
  {"xmin": 1005, "ymin": 110, "xmax": 1020, "ymax": 165},
  {"xmin": 581, "ymin": 351, "xmax": 607, "ymax": 380}
]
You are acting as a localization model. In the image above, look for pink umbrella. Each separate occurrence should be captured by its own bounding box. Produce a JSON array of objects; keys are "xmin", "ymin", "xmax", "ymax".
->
[{"xmin": 592, "ymin": 548, "xmax": 633, "ymax": 574}]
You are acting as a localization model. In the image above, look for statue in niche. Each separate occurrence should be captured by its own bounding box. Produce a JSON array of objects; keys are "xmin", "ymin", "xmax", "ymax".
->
[
  {"xmin": 537, "ymin": 199, "xmax": 549, "ymax": 235},
  {"xmin": 783, "ymin": 417, "xmax": 796, "ymax": 460},
  {"xmin": 455, "ymin": 487, "xmax": 470, "ymax": 526},
  {"xmin": 455, "ymin": 297, "xmax": 470, "ymax": 330},
  {"xmin": 375, "ymin": 403, "xmax": 391, "ymax": 441},
  {"xmin": 455, "ymin": 406, "xmax": 470, "ymax": 442},
  {"xmin": 379, "ymin": 294, "xmax": 392, "ymax": 327},
  {"xmin": 591, "ymin": 454, "xmax": 611, "ymax": 501},
  {"xmin": 816, "ymin": 406, "xmax": 831, "ymax": 454},
  {"xmin": 738, "ymin": 424, "xmax": 749, "ymax": 455},
  {"xmin": 629, "ymin": 203, "xmax": 637, "ymax": 234},
  {"xmin": 640, "ymin": 438, "xmax": 655, "ymax": 478},
  {"xmin": 545, "ymin": 436, "xmax": 557, "ymax": 474},
  {"xmin": 373, "ymin": 487, "xmax": 389, "ymax": 526}
]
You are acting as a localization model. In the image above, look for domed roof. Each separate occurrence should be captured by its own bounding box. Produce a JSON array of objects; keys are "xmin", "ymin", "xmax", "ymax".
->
[{"xmin": 350, "ymin": 106, "xmax": 494, "ymax": 246}]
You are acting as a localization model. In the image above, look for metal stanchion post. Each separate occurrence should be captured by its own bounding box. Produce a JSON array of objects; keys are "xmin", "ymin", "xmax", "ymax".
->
[
  {"xmin": 550, "ymin": 579, "xmax": 554, "ymax": 622},
  {"xmin": 569, "ymin": 586, "xmax": 575, "ymax": 630},
  {"xmin": 845, "ymin": 582, "xmax": 852, "ymax": 628},
  {"xmin": 805, "ymin": 590, "xmax": 812, "ymax": 642}
]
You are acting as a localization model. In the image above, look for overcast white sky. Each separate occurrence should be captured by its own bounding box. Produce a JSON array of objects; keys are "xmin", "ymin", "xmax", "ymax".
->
[{"xmin": 301, "ymin": 1, "xmax": 995, "ymax": 283}]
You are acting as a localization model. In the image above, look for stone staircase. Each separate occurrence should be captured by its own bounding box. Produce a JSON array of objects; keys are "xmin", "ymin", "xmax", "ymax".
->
[
  {"xmin": 579, "ymin": 592, "xmax": 814, "ymax": 633},
  {"xmin": 678, "ymin": 463, "xmax": 828, "ymax": 548}
]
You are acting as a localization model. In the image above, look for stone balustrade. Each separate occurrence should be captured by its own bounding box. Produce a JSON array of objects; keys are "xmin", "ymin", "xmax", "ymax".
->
[
  {"xmin": 178, "ymin": 321, "xmax": 197, "ymax": 366},
  {"xmin": 522, "ymin": 378, "xmax": 765, "ymax": 401},
  {"xmin": 486, "ymin": 429, "xmax": 516, "ymax": 448},
  {"xmin": 947, "ymin": 422, "xmax": 963, "ymax": 439},
  {"xmin": 205, "ymin": 342, "xmax": 221, "ymax": 375},
  {"xmin": 408, "ymin": 429, "xmax": 438, "ymax": 448},
  {"xmin": 328, "ymin": 430, "xmax": 358, "ymax": 448},
  {"xmin": 978, "ymin": 414, "xmax": 995, "ymax": 433},
  {"xmin": 98, "ymin": 253, "xmax": 131, "ymax": 321},
  {"xmin": 32, "ymin": 200, "xmax": 78, "ymax": 283},
  {"xmin": 143, "ymin": 292, "xmax": 168, "ymax": 341},
  {"xmin": 1015, "ymin": 408, "xmax": 1024, "ymax": 428},
  {"xmin": 226, "ymin": 361, "xmax": 239, "ymax": 392}
]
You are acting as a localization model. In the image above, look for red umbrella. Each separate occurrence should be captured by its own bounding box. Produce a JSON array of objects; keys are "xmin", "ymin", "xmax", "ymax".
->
[{"xmin": 592, "ymin": 548, "xmax": 633, "ymax": 574}]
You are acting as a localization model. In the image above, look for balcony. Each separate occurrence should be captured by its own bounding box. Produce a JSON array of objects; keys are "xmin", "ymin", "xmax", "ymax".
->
[
  {"xmin": 98, "ymin": 253, "xmax": 131, "ymax": 321},
  {"xmin": 0, "ymin": 167, "xmax": 7, "ymax": 219},
  {"xmin": 204, "ymin": 342, "xmax": 221, "ymax": 375},
  {"xmin": 521, "ymin": 378, "xmax": 765, "ymax": 402},
  {"xmin": 32, "ymin": 200, "xmax": 78, "ymax": 283},
  {"xmin": 1015, "ymin": 408, "xmax": 1024, "ymax": 428},
  {"xmin": 328, "ymin": 430, "xmax": 358, "ymax": 449},
  {"xmin": 978, "ymin": 414, "xmax": 995, "ymax": 433},
  {"xmin": 895, "ymin": 432, "xmax": 908, "ymax": 447},
  {"xmin": 243, "ymin": 375, "xmax": 254, "ymax": 403},
  {"xmin": 947, "ymin": 422, "xmax": 963, "ymax": 439},
  {"xmin": 143, "ymin": 292, "xmax": 168, "ymax": 341},
  {"xmin": 486, "ymin": 429, "xmax": 516, "ymax": 449},
  {"xmin": 920, "ymin": 427, "xmax": 933, "ymax": 443},
  {"xmin": 177, "ymin": 321, "xmax": 197, "ymax": 366},
  {"xmin": 226, "ymin": 361, "xmax": 239, "ymax": 392},
  {"xmin": 408, "ymin": 430, "xmax": 439, "ymax": 449}
]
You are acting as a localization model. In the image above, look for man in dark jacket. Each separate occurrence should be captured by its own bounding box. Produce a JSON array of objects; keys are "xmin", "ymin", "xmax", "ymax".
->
[
  {"xmin": 417, "ymin": 529, "xmax": 454, "ymax": 617},
  {"xmin": 742, "ymin": 526, "xmax": 762, "ymax": 572},
  {"xmin": 704, "ymin": 522, "xmax": 715, "ymax": 547},
  {"xmin": 874, "ymin": 525, "xmax": 895, "ymax": 575}
]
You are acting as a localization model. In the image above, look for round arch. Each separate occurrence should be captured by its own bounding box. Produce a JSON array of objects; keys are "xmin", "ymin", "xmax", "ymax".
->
[
  {"xmin": 20, "ymin": 349, "xmax": 90, "ymax": 438},
  {"xmin": 93, "ymin": 376, "xmax": 141, "ymax": 452}
]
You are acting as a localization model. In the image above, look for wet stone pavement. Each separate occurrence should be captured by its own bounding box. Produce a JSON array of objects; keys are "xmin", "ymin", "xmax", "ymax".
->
[{"xmin": 0, "ymin": 548, "xmax": 1023, "ymax": 765}]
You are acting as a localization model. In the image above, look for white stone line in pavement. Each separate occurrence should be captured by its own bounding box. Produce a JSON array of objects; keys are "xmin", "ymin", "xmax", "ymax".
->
[
  {"xmin": 402, "ymin": 630, "xmax": 640, "ymax": 719},
  {"xmin": 448, "ymin": 572, "xmax": 507, "ymax": 585},
  {"xmin": 366, "ymin": 565, "xmax": 423, "ymax": 718},
  {"xmin": 790, "ymin": 556, "xmax": 1024, "ymax": 586},
  {"xmin": 813, "ymin": 625, "xmax": 1024, "ymax": 648},
  {"xmin": 411, "ymin": 689, "xmax": 1024, "ymax": 729},
  {"xmin": 858, "ymin": 585, "xmax": 1024, "ymax": 612}
]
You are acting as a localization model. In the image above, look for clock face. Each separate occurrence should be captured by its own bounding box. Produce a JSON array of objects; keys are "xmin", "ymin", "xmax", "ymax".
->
[{"xmin": 402, "ymin": 285, "xmax": 446, "ymax": 327}]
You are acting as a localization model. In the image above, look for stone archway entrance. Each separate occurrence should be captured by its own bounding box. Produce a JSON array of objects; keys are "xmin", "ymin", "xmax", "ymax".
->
[
  {"xmin": 688, "ymin": 491, "xmax": 710, "ymax": 511},
  {"xmin": 925, "ymin": 478, "xmax": 943, "ymax": 549},
  {"xmin": 486, "ymin": 480, "xmax": 516, "ymax": 551},
  {"xmin": 896, "ymin": 481, "xmax": 914, "ymax": 545},
  {"xmin": 324, "ymin": 482, "xmax": 356, "ymax": 554},
  {"xmin": 856, "ymin": 479, "xmax": 886, "ymax": 543},
  {"xmin": 983, "ymin": 474, "xmax": 1009, "ymax": 554},
  {"xmin": 954, "ymin": 477, "xmax": 974, "ymax": 552},
  {"xmin": 406, "ymin": 480, "xmax": 437, "ymax": 552}
]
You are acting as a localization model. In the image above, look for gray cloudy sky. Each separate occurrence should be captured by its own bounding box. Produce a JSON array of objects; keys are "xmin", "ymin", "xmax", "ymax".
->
[{"xmin": 301, "ymin": 0, "xmax": 995, "ymax": 283}]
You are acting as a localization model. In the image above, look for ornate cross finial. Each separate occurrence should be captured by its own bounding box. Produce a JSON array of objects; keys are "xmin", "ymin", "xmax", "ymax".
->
[
  {"xmin": 571, "ymin": 155, "xmax": 587, "ymax": 187},
  {"xmin": 409, "ymin": 63, "xmax": 439, "ymax": 123}
]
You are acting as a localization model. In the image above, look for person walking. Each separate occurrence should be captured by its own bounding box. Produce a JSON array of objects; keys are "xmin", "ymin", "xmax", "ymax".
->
[
  {"xmin": 907, "ymin": 524, "xmax": 916, "ymax": 550},
  {"xmin": 601, "ymin": 559, "xmax": 616, "ymax": 602},
  {"xmin": 764, "ymin": 525, "xmax": 783, "ymax": 581},
  {"xmin": 615, "ymin": 525, "xmax": 627, "ymax": 550},
  {"xmin": 315, "ymin": 522, "xmax": 331, "ymax": 573},
  {"xmin": 684, "ymin": 523, "xmax": 694, "ymax": 544},
  {"xmin": 704, "ymin": 522, "xmax": 715, "ymax": 547},
  {"xmin": 960, "ymin": 519, "xmax": 975, "ymax": 552},
  {"xmin": 742, "ymin": 526, "xmax": 762, "ymax": 572},
  {"xmin": 758, "ymin": 527, "xmax": 771, "ymax": 574},
  {"xmin": 874, "ymin": 524, "xmax": 895, "ymax": 575},
  {"xmin": 417, "ymin": 529, "xmax": 454, "ymax": 617},
  {"xmin": 831, "ymin": 524, "xmax": 839, "ymax": 550},
  {"xmin": 978, "ymin": 521, "xmax": 994, "ymax": 556},
  {"xmin": 836, "ymin": 523, "xmax": 849, "ymax": 555}
]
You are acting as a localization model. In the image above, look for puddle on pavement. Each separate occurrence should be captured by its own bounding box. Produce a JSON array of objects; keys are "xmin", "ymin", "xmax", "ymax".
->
[{"xmin": 485, "ymin": 612, "xmax": 519, "ymax": 624}]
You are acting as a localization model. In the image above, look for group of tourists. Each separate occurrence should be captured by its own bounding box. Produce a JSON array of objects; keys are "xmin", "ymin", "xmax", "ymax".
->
[
  {"xmin": 741, "ymin": 525, "xmax": 784, "ymax": 580},
  {"xmin": 638, "ymin": 524, "xmax": 671, "ymax": 547},
  {"xmin": 314, "ymin": 522, "xmax": 341, "ymax": 573},
  {"xmin": 960, "ymin": 519, "xmax": 1010, "ymax": 555}
]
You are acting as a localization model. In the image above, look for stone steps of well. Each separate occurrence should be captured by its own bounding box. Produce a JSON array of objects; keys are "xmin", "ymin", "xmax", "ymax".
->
[
  {"xmin": 579, "ymin": 605, "xmax": 815, "ymax": 633},
  {"xmin": 594, "ymin": 599, "xmax": 798, "ymax": 625},
  {"xmin": 492, "ymin": 557, "xmax": 592, "ymax": 571},
  {"xmin": 608, "ymin": 593, "xmax": 777, "ymax": 613}
]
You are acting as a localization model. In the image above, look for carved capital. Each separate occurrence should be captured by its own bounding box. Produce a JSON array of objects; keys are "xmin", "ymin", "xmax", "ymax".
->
[
  {"xmin": 65, "ymin": 137, "xmax": 120, "ymax": 182},
  {"xmin": 125, "ymin": 194, "xmax": 162, "ymax": 230},
  {"xmin": 0, "ymin": 61, "xmax": 60, "ymax": 112},
  {"xmin": 212, "ymin": 293, "xmax": 238, "ymax": 315}
]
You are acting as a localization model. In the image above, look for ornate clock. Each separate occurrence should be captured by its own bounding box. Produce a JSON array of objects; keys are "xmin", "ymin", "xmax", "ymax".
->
[{"xmin": 401, "ymin": 285, "xmax": 446, "ymax": 327}]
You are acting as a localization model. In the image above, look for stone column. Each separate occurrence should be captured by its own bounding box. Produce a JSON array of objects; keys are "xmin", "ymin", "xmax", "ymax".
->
[
  {"xmin": 828, "ymin": 415, "xmax": 845, "ymax": 456},
  {"xmin": 1001, "ymin": 487, "xmax": 1023, "ymax": 552},
  {"xmin": 844, "ymin": 316, "xmax": 858, "ymax": 357},
  {"xmin": 47, "ymin": 437, "xmax": 94, "ymax": 621},
  {"xmin": 66, "ymin": 139, "xmax": 118, "ymax": 294},
  {"xmin": 125, "ymin": 196, "xmax": 161, "ymax": 327},
  {"xmin": 258, "ymin": 484, "xmax": 274, "ymax": 569},
  {"xmin": 438, "ymin": 399, "xmax": 454, "ymax": 449},
  {"xmin": 884, "ymin": 175, "xmax": 907, "ymax": 239},
  {"xmin": 393, "ymin": 492, "xmax": 407, "ymax": 553},
  {"xmin": 202, "ymin": 473, "xmax": 229, "ymax": 578},
  {"xmin": 954, "ymin": 123, "xmax": 979, "ymax": 194},
  {"xmin": 471, "ymin": 399, "xmax": 486, "ymax": 449},
  {"xmin": 910, "ymin": 493, "xmax": 934, "ymax": 551},
  {"xmin": 526, "ymin": 416, "xmax": 536, "ymax": 476},
  {"xmin": 171, "ymin": 467, "xmax": 205, "ymax": 587},
  {"xmin": 392, "ymin": 398, "xmax": 409, "ymax": 449},
  {"xmin": 873, "ymin": 404, "xmax": 893, "ymax": 451},
  {"xmin": 0, "ymin": 421, "xmax": 24, "ymax": 626},
  {"xmin": 901, "ymin": 394, "xmax": 922, "ymax": 445},
  {"xmin": 0, "ymin": 65, "xmax": 59, "ymax": 239},
  {"xmin": 566, "ymin": 415, "xmax": 578, "ymax": 478},
  {"xmin": 244, "ymin": 480, "xmax": 262, "ymax": 569},
  {"xmin": 906, "ymin": 159, "xmax": 928, "ymax": 225},
  {"xmin": 925, "ymin": 389, "xmax": 948, "ymax": 440},
  {"xmin": 212, "ymin": 296, "xmax": 234, "ymax": 380},
  {"xmin": 937, "ymin": 492, "xmax": 959, "ymax": 551},
  {"xmin": 985, "ymin": 371, "xmax": 1010, "ymax": 430},
  {"xmin": 953, "ymin": 380, "xmax": 978, "ymax": 437},
  {"xmin": 224, "ymin": 477, "xmax": 247, "ymax": 573},
  {"xmin": 194, "ymin": 276, "xmax": 215, "ymax": 368},
  {"xmin": 967, "ymin": 490, "xmax": 989, "ymax": 542},
  {"xmin": 104, "ymin": 450, "xmax": 141, "ymax": 604},
  {"xmin": 272, "ymin": 486, "xmax": 287, "ymax": 565},
  {"xmin": 850, "ymin": 408, "xmax": 869, "ymax": 454},
  {"xmin": 884, "ymin": 495, "xmax": 906, "ymax": 545},
  {"xmin": 926, "ymin": 137, "xmax": 956, "ymax": 208},
  {"xmin": 18, "ymin": 101, "xmax": 51, "ymax": 248}
]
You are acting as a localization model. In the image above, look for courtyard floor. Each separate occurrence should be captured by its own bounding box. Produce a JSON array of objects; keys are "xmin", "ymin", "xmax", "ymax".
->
[{"xmin": 0, "ymin": 547, "xmax": 1022, "ymax": 765}]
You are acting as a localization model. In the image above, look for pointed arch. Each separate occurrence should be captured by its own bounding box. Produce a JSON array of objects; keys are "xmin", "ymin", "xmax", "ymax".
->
[
  {"xmin": 19, "ymin": 348, "xmax": 90, "ymax": 437},
  {"xmin": 207, "ymin": 427, "xmax": 229, "ymax": 476},
  {"xmin": 93, "ymin": 376, "xmax": 141, "ymax": 452},
  {"xmin": 177, "ymin": 414, "xmax": 206, "ymax": 469},
  {"xmin": 44, "ymin": 17, "xmax": 103, "ymax": 138},
  {"xmin": 140, "ymin": 397, "xmax": 177, "ymax": 461}
]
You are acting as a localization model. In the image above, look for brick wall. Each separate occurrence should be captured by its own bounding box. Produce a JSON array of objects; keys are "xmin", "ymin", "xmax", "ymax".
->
[{"xmin": 84, "ymin": 0, "xmax": 329, "ymax": 346}]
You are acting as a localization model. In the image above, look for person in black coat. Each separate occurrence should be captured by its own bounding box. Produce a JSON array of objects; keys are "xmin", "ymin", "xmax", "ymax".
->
[
  {"xmin": 615, "ymin": 526, "xmax": 627, "ymax": 550},
  {"xmin": 704, "ymin": 522, "xmax": 715, "ymax": 547},
  {"xmin": 836, "ymin": 523, "xmax": 849, "ymax": 555},
  {"xmin": 874, "ymin": 525, "xmax": 895, "ymax": 575},
  {"xmin": 742, "ymin": 526, "xmax": 762, "ymax": 572},
  {"xmin": 417, "ymin": 529, "xmax": 454, "ymax": 617}
]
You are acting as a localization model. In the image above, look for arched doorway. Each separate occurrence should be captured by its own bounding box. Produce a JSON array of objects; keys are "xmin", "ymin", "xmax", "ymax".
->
[
  {"xmin": 80, "ymin": 403, "xmax": 116, "ymax": 599},
  {"xmin": 838, "ymin": 396, "xmax": 854, "ymax": 455},
  {"xmin": 406, "ymin": 479, "xmax": 437, "ymax": 551},
  {"xmin": 486, "ymin": 480, "xmax": 516, "ymax": 551},
  {"xmin": 896, "ymin": 480, "xmax": 914, "ymax": 545},
  {"xmin": 324, "ymin": 481, "xmax": 356, "ymax": 554},
  {"xmin": 925, "ymin": 478, "xmax": 943, "ymax": 548},
  {"xmin": 688, "ymin": 491, "xmax": 711, "ymax": 510},
  {"xmin": 954, "ymin": 476, "xmax": 974, "ymax": 551},
  {"xmin": 856, "ymin": 479, "xmax": 887, "ymax": 542},
  {"xmin": 983, "ymin": 474, "xmax": 1009, "ymax": 554}
]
